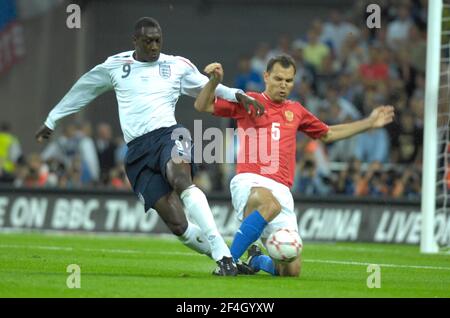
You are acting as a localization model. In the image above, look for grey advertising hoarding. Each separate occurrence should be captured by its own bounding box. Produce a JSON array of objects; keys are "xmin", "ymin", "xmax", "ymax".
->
[{"xmin": 0, "ymin": 188, "xmax": 448, "ymax": 245}]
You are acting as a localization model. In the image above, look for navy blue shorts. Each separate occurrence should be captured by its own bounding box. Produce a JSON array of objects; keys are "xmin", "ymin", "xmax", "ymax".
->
[{"xmin": 124, "ymin": 124, "xmax": 196, "ymax": 212}]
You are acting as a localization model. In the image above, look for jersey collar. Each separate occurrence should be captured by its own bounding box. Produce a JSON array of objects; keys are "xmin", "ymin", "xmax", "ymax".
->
[
  {"xmin": 262, "ymin": 92, "xmax": 285, "ymax": 107},
  {"xmin": 131, "ymin": 51, "xmax": 162, "ymax": 64}
]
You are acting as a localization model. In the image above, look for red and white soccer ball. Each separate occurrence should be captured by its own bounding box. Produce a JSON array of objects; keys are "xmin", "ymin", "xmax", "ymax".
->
[{"xmin": 266, "ymin": 228, "xmax": 303, "ymax": 262}]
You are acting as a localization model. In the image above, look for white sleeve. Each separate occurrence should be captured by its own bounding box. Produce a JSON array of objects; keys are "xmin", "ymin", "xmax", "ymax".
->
[
  {"xmin": 179, "ymin": 60, "xmax": 242, "ymax": 102},
  {"xmin": 44, "ymin": 63, "xmax": 113, "ymax": 130}
]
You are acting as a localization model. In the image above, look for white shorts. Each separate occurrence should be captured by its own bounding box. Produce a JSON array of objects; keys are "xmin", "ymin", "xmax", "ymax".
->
[{"xmin": 230, "ymin": 173, "xmax": 298, "ymax": 240}]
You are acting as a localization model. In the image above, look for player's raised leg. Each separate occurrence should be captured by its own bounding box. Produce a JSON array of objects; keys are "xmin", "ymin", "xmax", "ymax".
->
[
  {"xmin": 153, "ymin": 191, "xmax": 211, "ymax": 256},
  {"xmin": 165, "ymin": 159, "xmax": 236, "ymax": 275}
]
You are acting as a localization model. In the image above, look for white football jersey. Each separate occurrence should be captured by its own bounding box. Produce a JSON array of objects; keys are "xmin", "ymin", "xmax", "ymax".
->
[{"xmin": 45, "ymin": 51, "xmax": 242, "ymax": 143}]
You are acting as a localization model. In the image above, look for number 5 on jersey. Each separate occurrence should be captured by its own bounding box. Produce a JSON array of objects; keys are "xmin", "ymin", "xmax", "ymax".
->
[{"xmin": 272, "ymin": 122, "xmax": 280, "ymax": 140}]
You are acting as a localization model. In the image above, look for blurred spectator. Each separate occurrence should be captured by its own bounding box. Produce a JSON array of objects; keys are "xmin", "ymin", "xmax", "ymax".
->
[
  {"xmin": 109, "ymin": 165, "xmax": 131, "ymax": 190},
  {"xmin": 45, "ymin": 158, "xmax": 65, "ymax": 187},
  {"xmin": 76, "ymin": 122, "xmax": 100, "ymax": 184},
  {"xmin": 234, "ymin": 55, "xmax": 264, "ymax": 92},
  {"xmin": 356, "ymin": 161, "xmax": 384, "ymax": 196},
  {"xmin": 322, "ymin": 84, "xmax": 361, "ymax": 122},
  {"xmin": 338, "ymin": 73, "xmax": 363, "ymax": 105},
  {"xmin": 392, "ymin": 48, "xmax": 417, "ymax": 98},
  {"xmin": 354, "ymin": 128, "xmax": 390, "ymax": 163},
  {"xmin": 390, "ymin": 111, "xmax": 423, "ymax": 164},
  {"xmin": 14, "ymin": 153, "xmax": 49, "ymax": 187},
  {"xmin": 0, "ymin": 122, "xmax": 22, "ymax": 174},
  {"xmin": 315, "ymin": 54, "xmax": 341, "ymax": 96},
  {"xmin": 293, "ymin": 156, "xmax": 333, "ymax": 195},
  {"xmin": 412, "ymin": 71, "xmax": 425, "ymax": 99},
  {"xmin": 392, "ymin": 167, "xmax": 421, "ymax": 198},
  {"xmin": 59, "ymin": 156, "xmax": 83, "ymax": 188},
  {"xmin": 359, "ymin": 46, "xmax": 389, "ymax": 84},
  {"xmin": 250, "ymin": 42, "xmax": 270, "ymax": 75},
  {"xmin": 370, "ymin": 168, "xmax": 391, "ymax": 197},
  {"xmin": 290, "ymin": 43, "xmax": 315, "ymax": 88},
  {"xmin": 409, "ymin": 96, "xmax": 424, "ymax": 129},
  {"xmin": 407, "ymin": 23, "xmax": 427, "ymax": 73},
  {"xmin": 303, "ymin": 29, "xmax": 330, "ymax": 72},
  {"xmin": 292, "ymin": 81, "xmax": 321, "ymax": 116},
  {"xmin": 328, "ymin": 134, "xmax": 359, "ymax": 163},
  {"xmin": 386, "ymin": 4, "xmax": 413, "ymax": 50},
  {"xmin": 301, "ymin": 138, "xmax": 331, "ymax": 177},
  {"xmin": 0, "ymin": 157, "xmax": 15, "ymax": 184},
  {"xmin": 320, "ymin": 10, "xmax": 360, "ymax": 57},
  {"xmin": 411, "ymin": 0, "xmax": 428, "ymax": 26},
  {"xmin": 41, "ymin": 123, "xmax": 79, "ymax": 170},
  {"xmin": 372, "ymin": 26, "xmax": 389, "ymax": 51},
  {"xmin": 114, "ymin": 137, "xmax": 128, "ymax": 166},
  {"xmin": 95, "ymin": 123, "xmax": 117, "ymax": 184},
  {"xmin": 336, "ymin": 158, "xmax": 362, "ymax": 195},
  {"xmin": 340, "ymin": 32, "xmax": 367, "ymax": 75}
]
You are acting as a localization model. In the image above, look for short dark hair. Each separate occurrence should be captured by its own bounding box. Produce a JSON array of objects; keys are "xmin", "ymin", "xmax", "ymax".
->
[
  {"xmin": 134, "ymin": 17, "xmax": 161, "ymax": 36},
  {"xmin": 266, "ymin": 55, "xmax": 296, "ymax": 74}
]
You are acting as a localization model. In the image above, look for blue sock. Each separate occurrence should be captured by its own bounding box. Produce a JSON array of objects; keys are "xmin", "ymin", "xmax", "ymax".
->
[
  {"xmin": 230, "ymin": 211, "xmax": 267, "ymax": 261},
  {"xmin": 250, "ymin": 255, "xmax": 278, "ymax": 276}
]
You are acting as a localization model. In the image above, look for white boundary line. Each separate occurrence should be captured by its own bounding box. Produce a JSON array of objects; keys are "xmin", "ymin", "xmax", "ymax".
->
[
  {"xmin": 1, "ymin": 244, "xmax": 450, "ymax": 272},
  {"xmin": 304, "ymin": 259, "xmax": 450, "ymax": 271}
]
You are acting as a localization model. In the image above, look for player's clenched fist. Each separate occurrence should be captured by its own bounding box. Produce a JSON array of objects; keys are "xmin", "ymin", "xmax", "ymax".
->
[{"xmin": 204, "ymin": 62, "xmax": 223, "ymax": 83}]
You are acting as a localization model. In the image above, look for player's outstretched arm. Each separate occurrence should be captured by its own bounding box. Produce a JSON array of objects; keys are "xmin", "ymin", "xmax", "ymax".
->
[
  {"xmin": 320, "ymin": 105, "xmax": 395, "ymax": 143},
  {"xmin": 194, "ymin": 63, "xmax": 224, "ymax": 113},
  {"xmin": 36, "ymin": 63, "xmax": 113, "ymax": 142}
]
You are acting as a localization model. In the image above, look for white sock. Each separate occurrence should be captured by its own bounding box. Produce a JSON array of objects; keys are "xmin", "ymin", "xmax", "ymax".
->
[
  {"xmin": 178, "ymin": 221, "xmax": 212, "ymax": 257},
  {"xmin": 180, "ymin": 185, "xmax": 231, "ymax": 261}
]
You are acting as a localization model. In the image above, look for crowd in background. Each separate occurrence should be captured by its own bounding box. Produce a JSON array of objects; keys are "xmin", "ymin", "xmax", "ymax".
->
[
  {"xmin": 0, "ymin": 0, "xmax": 433, "ymax": 199},
  {"xmin": 0, "ymin": 121, "xmax": 130, "ymax": 190}
]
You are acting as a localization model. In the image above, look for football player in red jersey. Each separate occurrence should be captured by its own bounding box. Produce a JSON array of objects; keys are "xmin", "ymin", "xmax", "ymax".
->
[{"xmin": 195, "ymin": 56, "xmax": 395, "ymax": 277}]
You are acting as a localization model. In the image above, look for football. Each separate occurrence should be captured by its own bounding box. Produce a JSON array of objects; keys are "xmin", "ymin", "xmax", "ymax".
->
[{"xmin": 266, "ymin": 228, "xmax": 303, "ymax": 262}]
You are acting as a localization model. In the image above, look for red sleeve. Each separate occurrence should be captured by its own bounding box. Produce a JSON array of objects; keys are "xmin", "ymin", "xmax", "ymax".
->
[
  {"xmin": 297, "ymin": 105, "xmax": 329, "ymax": 139},
  {"xmin": 213, "ymin": 98, "xmax": 245, "ymax": 119}
]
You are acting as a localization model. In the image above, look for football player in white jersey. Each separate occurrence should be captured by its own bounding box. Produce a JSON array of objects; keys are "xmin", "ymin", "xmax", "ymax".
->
[{"xmin": 35, "ymin": 17, "xmax": 264, "ymax": 276}]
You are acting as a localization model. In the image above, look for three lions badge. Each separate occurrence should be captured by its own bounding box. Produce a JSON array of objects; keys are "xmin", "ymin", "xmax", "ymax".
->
[{"xmin": 159, "ymin": 64, "xmax": 171, "ymax": 79}]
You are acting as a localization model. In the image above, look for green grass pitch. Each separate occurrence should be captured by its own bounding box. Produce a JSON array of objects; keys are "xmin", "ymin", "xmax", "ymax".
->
[{"xmin": 0, "ymin": 232, "xmax": 449, "ymax": 298}]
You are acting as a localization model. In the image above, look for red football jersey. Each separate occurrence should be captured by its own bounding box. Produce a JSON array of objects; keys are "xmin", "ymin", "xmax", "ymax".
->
[{"xmin": 213, "ymin": 92, "xmax": 329, "ymax": 188}]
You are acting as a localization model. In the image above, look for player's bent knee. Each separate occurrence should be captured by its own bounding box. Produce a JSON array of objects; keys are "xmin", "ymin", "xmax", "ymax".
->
[
  {"xmin": 246, "ymin": 188, "xmax": 282, "ymax": 222},
  {"xmin": 165, "ymin": 161, "xmax": 193, "ymax": 194},
  {"xmin": 167, "ymin": 222, "xmax": 188, "ymax": 236},
  {"xmin": 265, "ymin": 199, "xmax": 282, "ymax": 216}
]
